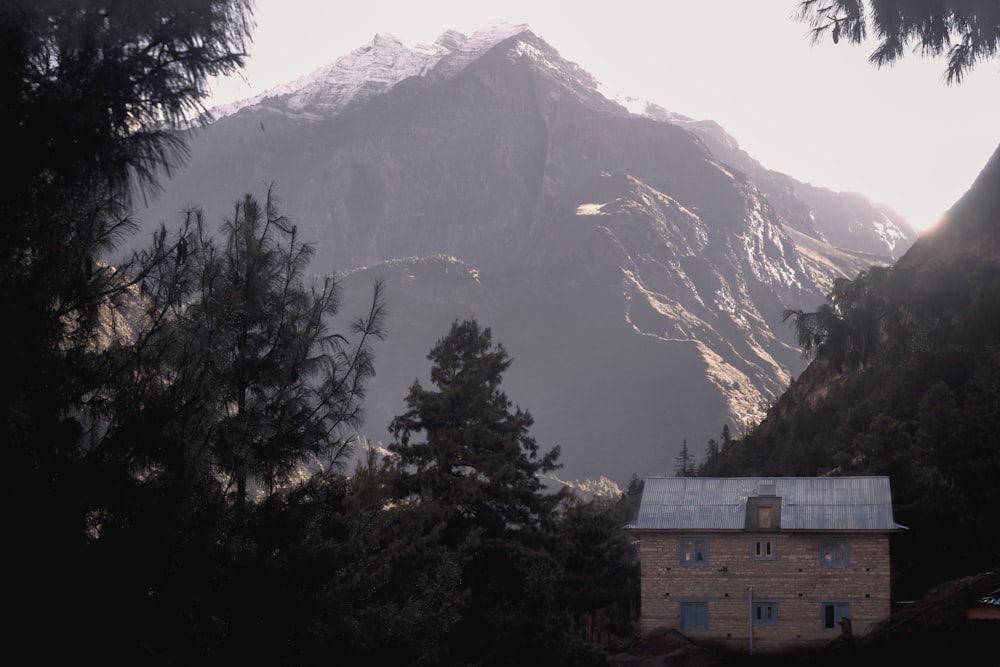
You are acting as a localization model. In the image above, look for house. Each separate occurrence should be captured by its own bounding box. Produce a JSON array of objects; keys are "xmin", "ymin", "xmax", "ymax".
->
[{"xmin": 627, "ymin": 476, "xmax": 905, "ymax": 653}]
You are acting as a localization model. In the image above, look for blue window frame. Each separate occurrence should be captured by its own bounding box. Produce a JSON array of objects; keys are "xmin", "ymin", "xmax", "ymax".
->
[
  {"xmin": 822, "ymin": 602, "xmax": 851, "ymax": 630},
  {"xmin": 753, "ymin": 601, "xmax": 778, "ymax": 626},
  {"xmin": 680, "ymin": 537, "xmax": 707, "ymax": 566},
  {"xmin": 820, "ymin": 539, "xmax": 850, "ymax": 567},
  {"xmin": 679, "ymin": 601, "xmax": 709, "ymax": 631},
  {"xmin": 751, "ymin": 538, "xmax": 776, "ymax": 560}
]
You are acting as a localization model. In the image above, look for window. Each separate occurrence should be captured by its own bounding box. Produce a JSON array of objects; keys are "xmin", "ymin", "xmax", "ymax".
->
[
  {"xmin": 753, "ymin": 601, "xmax": 778, "ymax": 626},
  {"xmin": 757, "ymin": 506, "xmax": 773, "ymax": 528},
  {"xmin": 822, "ymin": 602, "xmax": 851, "ymax": 630},
  {"xmin": 679, "ymin": 601, "xmax": 709, "ymax": 631},
  {"xmin": 820, "ymin": 539, "xmax": 850, "ymax": 567},
  {"xmin": 680, "ymin": 537, "xmax": 707, "ymax": 566},
  {"xmin": 751, "ymin": 538, "xmax": 776, "ymax": 560}
]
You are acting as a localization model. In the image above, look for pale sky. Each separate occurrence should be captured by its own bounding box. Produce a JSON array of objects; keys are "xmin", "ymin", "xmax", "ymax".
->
[{"xmin": 208, "ymin": 1, "xmax": 999, "ymax": 233}]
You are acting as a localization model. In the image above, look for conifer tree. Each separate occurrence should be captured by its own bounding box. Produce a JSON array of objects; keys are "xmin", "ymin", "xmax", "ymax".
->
[
  {"xmin": 674, "ymin": 439, "xmax": 696, "ymax": 476},
  {"xmin": 389, "ymin": 319, "xmax": 562, "ymax": 545},
  {"xmin": 388, "ymin": 319, "xmax": 572, "ymax": 663},
  {"xmin": 71, "ymin": 189, "xmax": 388, "ymax": 659},
  {"xmin": 1, "ymin": 2, "xmax": 254, "ymax": 657},
  {"xmin": 135, "ymin": 187, "xmax": 386, "ymax": 508}
]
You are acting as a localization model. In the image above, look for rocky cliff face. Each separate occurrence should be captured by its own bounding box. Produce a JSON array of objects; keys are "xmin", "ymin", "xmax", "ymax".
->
[
  {"xmin": 643, "ymin": 104, "xmax": 916, "ymax": 263},
  {"xmin": 721, "ymin": 143, "xmax": 1000, "ymax": 460},
  {"xmin": 139, "ymin": 25, "xmax": 916, "ymax": 485}
]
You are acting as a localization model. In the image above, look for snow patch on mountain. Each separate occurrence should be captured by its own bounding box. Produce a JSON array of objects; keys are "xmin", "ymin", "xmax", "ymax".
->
[
  {"xmin": 576, "ymin": 203, "xmax": 608, "ymax": 216},
  {"xmin": 508, "ymin": 39, "xmax": 562, "ymax": 73},
  {"xmin": 872, "ymin": 214, "xmax": 908, "ymax": 253}
]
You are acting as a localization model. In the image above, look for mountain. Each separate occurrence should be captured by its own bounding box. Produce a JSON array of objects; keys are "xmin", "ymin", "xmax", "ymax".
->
[{"xmin": 138, "ymin": 24, "xmax": 917, "ymax": 485}]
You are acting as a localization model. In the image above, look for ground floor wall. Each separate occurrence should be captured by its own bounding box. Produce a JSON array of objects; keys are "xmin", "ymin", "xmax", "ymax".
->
[{"xmin": 636, "ymin": 531, "xmax": 892, "ymax": 652}]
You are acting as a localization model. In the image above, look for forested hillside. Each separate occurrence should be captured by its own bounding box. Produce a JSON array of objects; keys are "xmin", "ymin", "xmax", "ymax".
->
[{"xmin": 702, "ymin": 145, "xmax": 1000, "ymax": 600}]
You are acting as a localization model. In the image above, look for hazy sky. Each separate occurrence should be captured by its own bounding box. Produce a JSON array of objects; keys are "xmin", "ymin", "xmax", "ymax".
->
[{"xmin": 208, "ymin": 1, "xmax": 999, "ymax": 232}]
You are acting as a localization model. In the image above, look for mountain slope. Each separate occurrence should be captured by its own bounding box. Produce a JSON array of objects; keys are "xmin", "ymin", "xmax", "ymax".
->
[
  {"xmin": 643, "ymin": 104, "xmax": 916, "ymax": 261},
  {"xmin": 139, "ymin": 24, "xmax": 916, "ymax": 484}
]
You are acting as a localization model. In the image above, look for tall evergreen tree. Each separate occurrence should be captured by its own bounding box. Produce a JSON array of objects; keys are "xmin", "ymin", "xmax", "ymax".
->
[
  {"xmin": 73, "ymin": 188, "xmax": 387, "ymax": 659},
  {"xmin": 674, "ymin": 439, "xmax": 696, "ymax": 476},
  {"xmin": 389, "ymin": 319, "xmax": 562, "ymax": 546},
  {"xmin": 0, "ymin": 1, "xmax": 254, "ymax": 657},
  {"xmin": 388, "ymin": 319, "xmax": 578, "ymax": 664},
  {"xmin": 154, "ymin": 188, "xmax": 386, "ymax": 508}
]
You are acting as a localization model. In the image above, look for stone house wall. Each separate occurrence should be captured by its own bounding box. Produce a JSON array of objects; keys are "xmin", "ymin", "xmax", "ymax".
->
[{"xmin": 635, "ymin": 530, "xmax": 892, "ymax": 652}]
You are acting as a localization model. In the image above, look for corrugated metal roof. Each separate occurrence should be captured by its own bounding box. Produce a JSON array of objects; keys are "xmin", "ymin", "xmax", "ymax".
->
[{"xmin": 628, "ymin": 476, "xmax": 904, "ymax": 531}]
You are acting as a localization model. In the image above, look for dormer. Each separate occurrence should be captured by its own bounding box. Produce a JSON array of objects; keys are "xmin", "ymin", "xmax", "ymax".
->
[{"xmin": 745, "ymin": 482, "xmax": 781, "ymax": 531}]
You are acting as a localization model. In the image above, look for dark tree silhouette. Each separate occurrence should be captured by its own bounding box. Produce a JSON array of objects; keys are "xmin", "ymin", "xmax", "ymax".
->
[
  {"xmin": 128, "ymin": 187, "xmax": 386, "ymax": 508},
  {"xmin": 388, "ymin": 319, "xmax": 592, "ymax": 664},
  {"xmin": 797, "ymin": 0, "xmax": 1000, "ymax": 84},
  {"xmin": 674, "ymin": 439, "xmax": 696, "ymax": 476},
  {"xmin": 389, "ymin": 319, "xmax": 563, "ymax": 546},
  {"xmin": 1, "ymin": 2, "xmax": 254, "ymax": 658},
  {"xmin": 782, "ymin": 266, "xmax": 897, "ymax": 372}
]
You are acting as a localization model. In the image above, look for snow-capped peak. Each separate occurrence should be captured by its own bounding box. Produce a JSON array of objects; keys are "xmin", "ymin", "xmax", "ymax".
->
[
  {"xmin": 430, "ymin": 22, "xmax": 530, "ymax": 78},
  {"xmin": 208, "ymin": 22, "xmax": 531, "ymax": 121}
]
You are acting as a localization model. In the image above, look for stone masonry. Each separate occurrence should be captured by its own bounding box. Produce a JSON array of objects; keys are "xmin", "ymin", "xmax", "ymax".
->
[{"xmin": 635, "ymin": 530, "xmax": 892, "ymax": 652}]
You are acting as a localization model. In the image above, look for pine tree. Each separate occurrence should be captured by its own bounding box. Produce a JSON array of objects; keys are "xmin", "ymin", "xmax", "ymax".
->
[
  {"xmin": 674, "ymin": 439, "xmax": 696, "ymax": 476},
  {"xmin": 134, "ymin": 187, "xmax": 386, "ymax": 508},
  {"xmin": 389, "ymin": 319, "xmax": 562, "ymax": 545},
  {"xmin": 721, "ymin": 423, "xmax": 733, "ymax": 448},
  {"xmin": 1, "ymin": 2, "xmax": 253, "ymax": 657},
  {"xmin": 68, "ymin": 189, "xmax": 388, "ymax": 659},
  {"xmin": 388, "ymin": 319, "xmax": 572, "ymax": 663}
]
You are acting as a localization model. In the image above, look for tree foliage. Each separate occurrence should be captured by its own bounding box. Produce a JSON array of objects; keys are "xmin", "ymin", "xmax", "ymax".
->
[
  {"xmin": 388, "ymin": 319, "xmax": 621, "ymax": 664},
  {"xmin": 125, "ymin": 188, "xmax": 386, "ymax": 505},
  {"xmin": 674, "ymin": 439, "xmax": 696, "ymax": 476},
  {"xmin": 705, "ymin": 256, "xmax": 1000, "ymax": 599},
  {"xmin": 1, "ymin": 0, "xmax": 253, "ymax": 202},
  {"xmin": 782, "ymin": 265, "xmax": 901, "ymax": 372},
  {"xmin": 797, "ymin": 0, "xmax": 1000, "ymax": 84},
  {"xmin": 389, "ymin": 319, "xmax": 563, "ymax": 545},
  {"xmin": 554, "ymin": 488, "xmax": 642, "ymax": 645},
  {"xmin": 1, "ymin": 1, "xmax": 255, "ymax": 656},
  {"xmin": 388, "ymin": 320, "xmax": 567, "ymax": 662}
]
